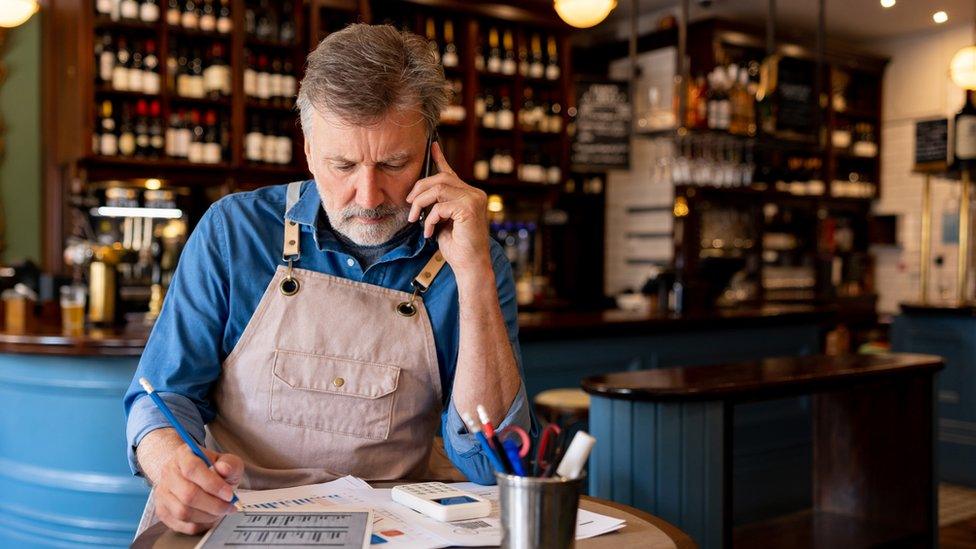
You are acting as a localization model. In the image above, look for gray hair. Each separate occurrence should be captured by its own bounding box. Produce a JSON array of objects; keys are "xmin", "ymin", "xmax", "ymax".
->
[{"xmin": 296, "ymin": 23, "xmax": 448, "ymax": 137}]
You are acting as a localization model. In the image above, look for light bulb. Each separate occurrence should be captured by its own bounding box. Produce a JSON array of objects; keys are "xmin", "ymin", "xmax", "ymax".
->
[{"xmin": 553, "ymin": 0, "xmax": 617, "ymax": 29}]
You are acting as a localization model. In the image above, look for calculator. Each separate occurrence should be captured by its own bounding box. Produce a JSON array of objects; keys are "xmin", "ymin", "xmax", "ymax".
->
[{"xmin": 391, "ymin": 482, "xmax": 491, "ymax": 522}]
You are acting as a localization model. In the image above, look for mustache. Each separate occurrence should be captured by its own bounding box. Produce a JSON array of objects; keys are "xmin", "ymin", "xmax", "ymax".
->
[{"xmin": 341, "ymin": 204, "xmax": 406, "ymax": 220}]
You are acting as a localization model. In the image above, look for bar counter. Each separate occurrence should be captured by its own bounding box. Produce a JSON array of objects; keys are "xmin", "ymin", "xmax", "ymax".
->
[{"xmin": 0, "ymin": 305, "xmax": 835, "ymax": 546}]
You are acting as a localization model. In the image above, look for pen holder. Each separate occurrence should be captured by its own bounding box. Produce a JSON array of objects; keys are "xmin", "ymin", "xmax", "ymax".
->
[{"xmin": 495, "ymin": 472, "xmax": 583, "ymax": 549}]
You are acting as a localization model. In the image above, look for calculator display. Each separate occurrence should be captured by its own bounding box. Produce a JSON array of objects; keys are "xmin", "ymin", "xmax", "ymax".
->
[{"xmin": 432, "ymin": 496, "xmax": 478, "ymax": 506}]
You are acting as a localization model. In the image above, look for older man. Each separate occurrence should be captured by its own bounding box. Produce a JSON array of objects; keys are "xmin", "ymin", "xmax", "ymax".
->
[{"xmin": 123, "ymin": 24, "xmax": 533, "ymax": 534}]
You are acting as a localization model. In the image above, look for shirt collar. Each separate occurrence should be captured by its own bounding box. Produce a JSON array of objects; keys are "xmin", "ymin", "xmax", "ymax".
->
[{"xmin": 284, "ymin": 179, "xmax": 432, "ymax": 260}]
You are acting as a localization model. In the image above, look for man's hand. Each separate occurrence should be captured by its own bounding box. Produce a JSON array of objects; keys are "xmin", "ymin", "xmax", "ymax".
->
[
  {"xmin": 137, "ymin": 428, "xmax": 244, "ymax": 535},
  {"xmin": 406, "ymin": 141, "xmax": 491, "ymax": 277}
]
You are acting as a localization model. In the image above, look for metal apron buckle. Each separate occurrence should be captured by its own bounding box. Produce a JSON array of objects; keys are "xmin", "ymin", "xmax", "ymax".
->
[
  {"xmin": 280, "ymin": 256, "xmax": 300, "ymax": 296},
  {"xmin": 396, "ymin": 286, "xmax": 422, "ymax": 317}
]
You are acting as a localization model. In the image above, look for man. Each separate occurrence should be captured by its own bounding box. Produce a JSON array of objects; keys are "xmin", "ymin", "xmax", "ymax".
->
[{"xmin": 123, "ymin": 24, "xmax": 533, "ymax": 535}]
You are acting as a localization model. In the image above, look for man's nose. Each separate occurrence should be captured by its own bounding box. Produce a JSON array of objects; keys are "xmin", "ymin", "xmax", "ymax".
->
[{"xmin": 354, "ymin": 168, "xmax": 384, "ymax": 210}]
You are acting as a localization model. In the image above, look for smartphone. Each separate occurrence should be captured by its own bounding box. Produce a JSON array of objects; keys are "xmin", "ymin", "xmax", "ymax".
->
[{"xmin": 417, "ymin": 131, "xmax": 438, "ymax": 225}]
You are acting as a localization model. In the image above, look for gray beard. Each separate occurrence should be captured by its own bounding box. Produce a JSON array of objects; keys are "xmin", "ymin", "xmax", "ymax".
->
[{"xmin": 323, "ymin": 203, "xmax": 411, "ymax": 246}]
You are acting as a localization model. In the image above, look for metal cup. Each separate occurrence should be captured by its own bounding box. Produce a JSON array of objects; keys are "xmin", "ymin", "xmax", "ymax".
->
[{"xmin": 495, "ymin": 472, "xmax": 583, "ymax": 549}]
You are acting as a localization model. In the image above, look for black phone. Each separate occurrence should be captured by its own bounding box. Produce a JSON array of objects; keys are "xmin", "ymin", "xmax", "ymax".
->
[{"xmin": 417, "ymin": 131, "xmax": 438, "ymax": 225}]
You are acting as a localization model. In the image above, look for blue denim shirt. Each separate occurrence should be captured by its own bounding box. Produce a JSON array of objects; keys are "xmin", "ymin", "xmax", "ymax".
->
[{"xmin": 123, "ymin": 180, "xmax": 533, "ymax": 485}]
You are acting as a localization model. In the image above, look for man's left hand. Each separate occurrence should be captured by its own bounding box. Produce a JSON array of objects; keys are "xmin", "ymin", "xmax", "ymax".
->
[{"xmin": 406, "ymin": 142, "xmax": 491, "ymax": 275}]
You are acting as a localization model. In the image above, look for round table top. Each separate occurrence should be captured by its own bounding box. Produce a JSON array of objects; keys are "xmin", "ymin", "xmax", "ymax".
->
[{"xmin": 131, "ymin": 495, "xmax": 695, "ymax": 549}]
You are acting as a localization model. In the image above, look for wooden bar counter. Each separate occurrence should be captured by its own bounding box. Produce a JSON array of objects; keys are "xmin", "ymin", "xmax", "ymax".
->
[
  {"xmin": 0, "ymin": 305, "xmax": 834, "ymax": 546},
  {"xmin": 583, "ymin": 353, "xmax": 944, "ymax": 548}
]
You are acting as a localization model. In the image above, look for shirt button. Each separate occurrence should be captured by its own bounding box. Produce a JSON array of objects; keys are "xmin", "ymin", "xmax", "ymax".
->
[
  {"xmin": 346, "ymin": 258, "xmax": 355, "ymax": 267},
  {"xmin": 333, "ymin": 377, "xmax": 345, "ymax": 387}
]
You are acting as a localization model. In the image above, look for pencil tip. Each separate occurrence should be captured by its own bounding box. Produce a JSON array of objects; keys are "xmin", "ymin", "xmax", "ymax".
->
[{"xmin": 138, "ymin": 378, "xmax": 154, "ymax": 394}]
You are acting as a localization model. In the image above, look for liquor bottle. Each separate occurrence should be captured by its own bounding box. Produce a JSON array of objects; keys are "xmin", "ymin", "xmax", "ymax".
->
[
  {"xmin": 474, "ymin": 37, "xmax": 485, "ymax": 72},
  {"xmin": 165, "ymin": 110, "xmax": 180, "ymax": 157},
  {"xmin": 203, "ymin": 110, "xmax": 221, "ymax": 164},
  {"xmin": 189, "ymin": 47, "xmax": 205, "ymax": 98},
  {"xmin": 177, "ymin": 109, "xmax": 192, "ymax": 158},
  {"xmin": 113, "ymin": 38, "xmax": 131, "ymax": 91},
  {"xmin": 487, "ymin": 28, "xmax": 501, "ymax": 73},
  {"xmin": 198, "ymin": 0, "xmax": 216, "ymax": 31},
  {"xmin": 256, "ymin": 54, "xmax": 270, "ymax": 99},
  {"xmin": 96, "ymin": 0, "xmax": 113, "ymax": 17},
  {"xmin": 517, "ymin": 38, "xmax": 528, "ymax": 77},
  {"xmin": 130, "ymin": 44, "xmax": 145, "ymax": 92},
  {"xmin": 255, "ymin": 0, "xmax": 274, "ymax": 41},
  {"xmin": 120, "ymin": 0, "xmax": 139, "ymax": 20},
  {"xmin": 548, "ymin": 96, "xmax": 563, "ymax": 133},
  {"xmin": 474, "ymin": 152, "xmax": 489, "ymax": 180},
  {"xmin": 261, "ymin": 119, "xmax": 277, "ymax": 163},
  {"xmin": 474, "ymin": 91, "xmax": 485, "ymax": 121},
  {"xmin": 281, "ymin": 59, "xmax": 297, "ymax": 101},
  {"xmin": 244, "ymin": 50, "xmax": 257, "ymax": 97},
  {"xmin": 139, "ymin": 0, "xmax": 159, "ymax": 23},
  {"xmin": 497, "ymin": 89, "xmax": 514, "ymax": 130},
  {"xmin": 99, "ymin": 100, "xmax": 118, "ymax": 156},
  {"xmin": 425, "ymin": 18, "xmax": 440, "ymax": 64},
  {"xmin": 174, "ymin": 47, "xmax": 188, "ymax": 96},
  {"xmin": 246, "ymin": 115, "xmax": 263, "ymax": 162},
  {"xmin": 166, "ymin": 0, "xmax": 181, "ymax": 25},
  {"xmin": 276, "ymin": 119, "xmax": 292, "ymax": 164},
  {"xmin": 482, "ymin": 89, "xmax": 497, "ymax": 128},
  {"xmin": 118, "ymin": 103, "xmax": 136, "ymax": 156},
  {"xmin": 519, "ymin": 87, "xmax": 534, "ymax": 131},
  {"xmin": 203, "ymin": 43, "xmax": 228, "ymax": 98},
  {"xmin": 216, "ymin": 0, "xmax": 232, "ymax": 33},
  {"xmin": 280, "ymin": 1, "xmax": 295, "ymax": 43},
  {"xmin": 181, "ymin": 0, "xmax": 198, "ymax": 29},
  {"xmin": 501, "ymin": 30, "xmax": 516, "ymax": 75},
  {"xmin": 529, "ymin": 34, "xmax": 544, "ymax": 78},
  {"xmin": 98, "ymin": 33, "xmax": 114, "ymax": 84},
  {"xmin": 955, "ymin": 90, "xmax": 976, "ymax": 168},
  {"xmin": 188, "ymin": 109, "xmax": 204, "ymax": 163},
  {"xmin": 134, "ymin": 99, "xmax": 150, "ymax": 157},
  {"xmin": 442, "ymin": 20, "xmax": 458, "ymax": 68},
  {"xmin": 269, "ymin": 57, "xmax": 284, "ymax": 102},
  {"xmin": 244, "ymin": 3, "xmax": 256, "ymax": 36},
  {"xmin": 143, "ymin": 39, "xmax": 160, "ymax": 94},
  {"xmin": 545, "ymin": 36, "xmax": 560, "ymax": 81}
]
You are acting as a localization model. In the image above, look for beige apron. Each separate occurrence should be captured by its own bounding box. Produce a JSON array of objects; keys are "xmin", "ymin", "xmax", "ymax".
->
[{"xmin": 204, "ymin": 181, "xmax": 455, "ymax": 489}]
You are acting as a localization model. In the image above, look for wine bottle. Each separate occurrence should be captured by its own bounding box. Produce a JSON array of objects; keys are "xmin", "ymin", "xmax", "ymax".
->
[
  {"xmin": 118, "ymin": 103, "xmax": 136, "ymax": 156},
  {"xmin": 281, "ymin": 59, "xmax": 296, "ymax": 101},
  {"xmin": 256, "ymin": 54, "xmax": 270, "ymax": 99},
  {"xmin": 261, "ymin": 118, "xmax": 276, "ymax": 163},
  {"xmin": 545, "ymin": 36, "xmax": 560, "ymax": 80},
  {"xmin": 112, "ymin": 38, "xmax": 131, "ymax": 91},
  {"xmin": 216, "ymin": 0, "xmax": 232, "ymax": 33},
  {"xmin": 176, "ymin": 109, "xmax": 192, "ymax": 158},
  {"xmin": 99, "ymin": 100, "xmax": 118, "ymax": 156},
  {"xmin": 134, "ymin": 99, "xmax": 150, "ymax": 157},
  {"xmin": 181, "ymin": 0, "xmax": 198, "ymax": 29},
  {"xmin": 442, "ymin": 20, "xmax": 458, "ymax": 68},
  {"xmin": 497, "ymin": 89, "xmax": 513, "ymax": 130},
  {"xmin": 529, "ymin": 34, "xmax": 544, "ymax": 79},
  {"xmin": 501, "ymin": 30, "xmax": 516, "ymax": 75},
  {"xmin": 487, "ymin": 28, "xmax": 501, "ymax": 73},
  {"xmin": 166, "ymin": 0, "xmax": 181, "ymax": 25},
  {"xmin": 275, "ymin": 119, "xmax": 292, "ymax": 164},
  {"xmin": 98, "ymin": 33, "xmax": 115, "ymax": 84},
  {"xmin": 246, "ymin": 115, "xmax": 263, "ymax": 161},
  {"xmin": 269, "ymin": 57, "xmax": 284, "ymax": 102},
  {"xmin": 955, "ymin": 89, "xmax": 976, "ymax": 168},
  {"xmin": 143, "ymin": 39, "xmax": 160, "ymax": 94},
  {"xmin": 203, "ymin": 110, "xmax": 221, "ymax": 164},
  {"xmin": 188, "ymin": 109, "xmax": 204, "ymax": 163},
  {"xmin": 280, "ymin": 1, "xmax": 295, "ymax": 43},
  {"xmin": 139, "ymin": 0, "xmax": 159, "ymax": 23},
  {"xmin": 129, "ymin": 43, "xmax": 145, "ymax": 92},
  {"xmin": 120, "ymin": 0, "xmax": 139, "ymax": 20},
  {"xmin": 244, "ymin": 50, "xmax": 257, "ymax": 97},
  {"xmin": 199, "ymin": 0, "xmax": 216, "ymax": 32}
]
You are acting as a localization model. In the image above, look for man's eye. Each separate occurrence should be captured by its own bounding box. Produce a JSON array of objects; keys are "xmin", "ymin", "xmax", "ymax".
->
[
  {"xmin": 334, "ymin": 164, "xmax": 356, "ymax": 172},
  {"xmin": 382, "ymin": 164, "xmax": 407, "ymax": 171}
]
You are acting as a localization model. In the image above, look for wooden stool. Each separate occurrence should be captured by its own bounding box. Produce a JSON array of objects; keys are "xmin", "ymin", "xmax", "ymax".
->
[{"xmin": 533, "ymin": 388, "xmax": 590, "ymax": 428}]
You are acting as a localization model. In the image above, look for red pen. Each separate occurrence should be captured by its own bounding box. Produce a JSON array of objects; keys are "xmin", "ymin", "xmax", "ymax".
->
[{"xmin": 476, "ymin": 404, "xmax": 496, "ymax": 441}]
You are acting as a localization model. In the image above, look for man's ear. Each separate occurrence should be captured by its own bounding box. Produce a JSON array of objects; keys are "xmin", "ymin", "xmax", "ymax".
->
[{"xmin": 303, "ymin": 133, "xmax": 314, "ymax": 178}]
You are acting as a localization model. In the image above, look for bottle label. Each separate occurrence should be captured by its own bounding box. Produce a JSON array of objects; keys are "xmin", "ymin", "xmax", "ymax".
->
[
  {"xmin": 112, "ymin": 67, "xmax": 129, "ymax": 91},
  {"xmin": 144, "ymin": 72, "xmax": 160, "ymax": 94},
  {"xmin": 958, "ymin": 115, "xmax": 976, "ymax": 159},
  {"xmin": 246, "ymin": 132, "xmax": 263, "ymax": 161},
  {"xmin": 119, "ymin": 133, "xmax": 136, "ymax": 156},
  {"xmin": 128, "ymin": 69, "xmax": 144, "ymax": 92},
  {"xmin": 244, "ymin": 69, "xmax": 257, "ymax": 96},
  {"xmin": 101, "ymin": 134, "xmax": 118, "ymax": 156},
  {"xmin": 217, "ymin": 16, "xmax": 233, "ymax": 33},
  {"xmin": 140, "ymin": 3, "xmax": 159, "ymax": 22}
]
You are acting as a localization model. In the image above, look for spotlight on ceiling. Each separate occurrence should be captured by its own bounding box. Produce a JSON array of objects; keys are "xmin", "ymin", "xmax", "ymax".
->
[{"xmin": 933, "ymin": 11, "xmax": 949, "ymax": 24}]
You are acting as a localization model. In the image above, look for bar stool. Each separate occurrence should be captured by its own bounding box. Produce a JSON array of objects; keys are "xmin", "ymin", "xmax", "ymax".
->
[{"xmin": 533, "ymin": 388, "xmax": 590, "ymax": 428}]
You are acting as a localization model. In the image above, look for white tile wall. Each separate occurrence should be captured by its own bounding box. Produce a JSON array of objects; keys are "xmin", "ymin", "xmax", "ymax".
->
[{"xmin": 861, "ymin": 23, "xmax": 973, "ymax": 313}]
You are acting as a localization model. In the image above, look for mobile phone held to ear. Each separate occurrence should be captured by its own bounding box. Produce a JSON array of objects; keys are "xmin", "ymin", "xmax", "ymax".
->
[{"xmin": 417, "ymin": 131, "xmax": 438, "ymax": 226}]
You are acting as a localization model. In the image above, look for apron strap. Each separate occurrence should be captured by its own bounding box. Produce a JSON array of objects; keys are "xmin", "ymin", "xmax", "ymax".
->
[
  {"xmin": 282, "ymin": 181, "xmax": 302, "ymax": 261},
  {"xmin": 412, "ymin": 251, "xmax": 446, "ymax": 293}
]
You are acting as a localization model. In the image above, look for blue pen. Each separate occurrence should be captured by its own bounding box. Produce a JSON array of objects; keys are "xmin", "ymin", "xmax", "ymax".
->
[
  {"xmin": 502, "ymin": 439, "xmax": 526, "ymax": 476},
  {"xmin": 461, "ymin": 411, "xmax": 510, "ymax": 475},
  {"xmin": 139, "ymin": 378, "xmax": 243, "ymax": 511}
]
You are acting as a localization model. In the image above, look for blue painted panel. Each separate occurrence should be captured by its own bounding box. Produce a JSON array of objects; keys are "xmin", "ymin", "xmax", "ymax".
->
[
  {"xmin": 589, "ymin": 397, "xmax": 613, "ymax": 499},
  {"xmin": 630, "ymin": 401, "xmax": 657, "ymax": 513},
  {"xmin": 0, "ymin": 354, "xmax": 149, "ymax": 547},
  {"xmin": 611, "ymin": 399, "xmax": 633, "ymax": 504},
  {"xmin": 655, "ymin": 404, "xmax": 684, "ymax": 527}
]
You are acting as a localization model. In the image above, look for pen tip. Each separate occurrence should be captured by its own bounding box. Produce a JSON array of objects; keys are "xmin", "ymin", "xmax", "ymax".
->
[
  {"xmin": 234, "ymin": 501, "xmax": 244, "ymax": 512},
  {"xmin": 138, "ymin": 378, "xmax": 154, "ymax": 394}
]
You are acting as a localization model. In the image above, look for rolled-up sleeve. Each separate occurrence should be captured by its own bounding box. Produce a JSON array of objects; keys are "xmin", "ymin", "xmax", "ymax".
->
[
  {"xmin": 440, "ymin": 243, "xmax": 537, "ymax": 484},
  {"xmin": 122, "ymin": 202, "xmax": 231, "ymax": 475}
]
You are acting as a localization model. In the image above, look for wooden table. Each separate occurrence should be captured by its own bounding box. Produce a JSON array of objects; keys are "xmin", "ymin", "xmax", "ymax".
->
[
  {"xmin": 582, "ymin": 352, "xmax": 944, "ymax": 549},
  {"xmin": 131, "ymin": 495, "xmax": 695, "ymax": 548}
]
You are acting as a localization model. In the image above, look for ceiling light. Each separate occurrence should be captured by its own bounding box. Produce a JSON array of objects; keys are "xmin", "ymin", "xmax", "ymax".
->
[
  {"xmin": 934, "ymin": 11, "xmax": 949, "ymax": 24},
  {"xmin": 553, "ymin": 0, "xmax": 617, "ymax": 28},
  {"xmin": 880, "ymin": 0, "xmax": 895, "ymax": 7},
  {"xmin": 0, "ymin": 0, "xmax": 38, "ymax": 27}
]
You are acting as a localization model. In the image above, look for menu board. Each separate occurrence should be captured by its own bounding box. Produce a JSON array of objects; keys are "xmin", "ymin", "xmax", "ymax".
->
[
  {"xmin": 914, "ymin": 118, "xmax": 949, "ymax": 172},
  {"xmin": 776, "ymin": 57, "xmax": 816, "ymax": 136},
  {"xmin": 572, "ymin": 79, "xmax": 631, "ymax": 170}
]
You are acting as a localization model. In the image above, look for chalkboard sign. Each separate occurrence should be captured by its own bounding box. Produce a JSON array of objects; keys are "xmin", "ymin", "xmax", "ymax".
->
[
  {"xmin": 775, "ymin": 57, "xmax": 816, "ymax": 136},
  {"xmin": 572, "ymin": 79, "xmax": 631, "ymax": 170},
  {"xmin": 914, "ymin": 118, "xmax": 949, "ymax": 173}
]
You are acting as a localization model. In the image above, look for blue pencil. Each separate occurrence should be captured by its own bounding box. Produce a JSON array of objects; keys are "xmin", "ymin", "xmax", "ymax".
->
[
  {"xmin": 461, "ymin": 411, "xmax": 510, "ymax": 475},
  {"xmin": 139, "ymin": 378, "xmax": 243, "ymax": 511}
]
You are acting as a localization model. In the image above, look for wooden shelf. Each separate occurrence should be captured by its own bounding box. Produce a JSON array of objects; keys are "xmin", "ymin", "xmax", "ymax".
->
[
  {"xmin": 85, "ymin": 156, "xmax": 233, "ymax": 171},
  {"xmin": 245, "ymin": 37, "xmax": 299, "ymax": 49},
  {"xmin": 733, "ymin": 510, "xmax": 922, "ymax": 548},
  {"xmin": 93, "ymin": 16, "xmax": 160, "ymax": 33},
  {"xmin": 170, "ymin": 95, "xmax": 232, "ymax": 108},
  {"xmin": 94, "ymin": 87, "xmax": 161, "ymax": 100},
  {"xmin": 245, "ymin": 100, "xmax": 296, "ymax": 112},
  {"xmin": 166, "ymin": 25, "xmax": 231, "ymax": 40},
  {"xmin": 832, "ymin": 107, "xmax": 879, "ymax": 119}
]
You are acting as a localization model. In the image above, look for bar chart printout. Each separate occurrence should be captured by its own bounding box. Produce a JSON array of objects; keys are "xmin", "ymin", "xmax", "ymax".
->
[{"xmin": 196, "ymin": 511, "xmax": 373, "ymax": 549}]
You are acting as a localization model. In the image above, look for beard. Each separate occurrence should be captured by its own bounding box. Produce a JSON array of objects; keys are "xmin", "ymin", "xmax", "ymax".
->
[{"xmin": 324, "ymin": 202, "xmax": 411, "ymax": 246}]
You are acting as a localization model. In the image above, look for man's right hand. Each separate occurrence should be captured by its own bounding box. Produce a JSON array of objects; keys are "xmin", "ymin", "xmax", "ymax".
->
[{"xmin": 136, "ymin": 428, "xmax": 244, "ymax": 535}]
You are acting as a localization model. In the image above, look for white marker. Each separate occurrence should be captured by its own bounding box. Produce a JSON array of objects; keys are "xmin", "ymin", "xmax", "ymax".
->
[{"xmin": 555, "ymin": 431, "xmax": 596, "ymax": 480}]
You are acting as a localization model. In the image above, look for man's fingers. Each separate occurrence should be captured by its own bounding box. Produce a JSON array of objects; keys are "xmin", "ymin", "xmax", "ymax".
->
[
  {"xmin": 406, "ymin": 173, "xmax": 459, "ymax": 203},
  {"xmin": 169, "ymin": 471, "xmax": 236, "ymax": 516},
  {"xmin": 423, "ymin": 201, "xmax": 462, "ymax": 239},
  {"xmin": 214, "ymin": 453, "xmax": 244, "ymax": 486},
  {"xmin": 178, "ymin": 452, "xmax": 236, "ymax": 503},
  {"xmin": 431, "ymin": 141, "xmax": 455, "ymax": 176},
  {"xmin": 408, "ymin": 184, "xmax": 456, "ymax": 223},
  {"xmin": 156, "ymin": 486, "xmax": 221, "ymax": 532}
]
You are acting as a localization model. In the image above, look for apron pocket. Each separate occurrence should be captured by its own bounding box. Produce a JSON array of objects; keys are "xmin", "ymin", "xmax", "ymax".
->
[{"xmin": 270, "ymin": 349, "xmax": 401, "ymax": 440}]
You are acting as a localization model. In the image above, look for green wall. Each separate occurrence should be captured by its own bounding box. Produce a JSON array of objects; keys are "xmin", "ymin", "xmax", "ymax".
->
[{"xmin": 0, "ymin": 15, "xmax": 41, "ymax": 263}]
